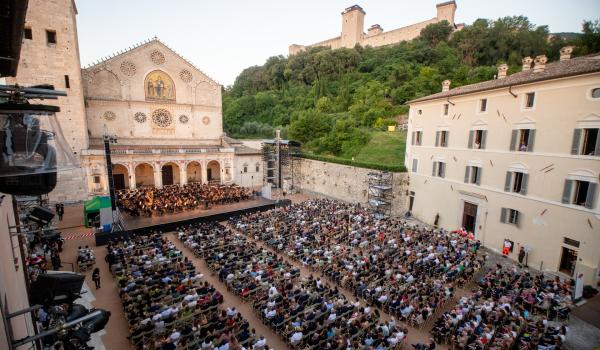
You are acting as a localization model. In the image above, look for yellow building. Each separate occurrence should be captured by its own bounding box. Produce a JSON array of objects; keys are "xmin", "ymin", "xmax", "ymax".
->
[{"xmin": 406, "ymin": 48, "xmax": 600, "ymax": 284}]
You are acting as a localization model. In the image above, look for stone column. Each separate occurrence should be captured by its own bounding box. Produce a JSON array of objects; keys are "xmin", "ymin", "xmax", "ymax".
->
[
  {"xmin": 179, "ymin": 163, "xmax": 187, "ymax": 186},
  {"xmin": 154, "ymin": 164, "xmax": 163, "ymax": 188},
  {"xmin": 129, "ymin": 164, "xmax": 136, "ymax": 189},
  {"xmin": 201, "ymin": 160, "xmax": 208, "ymax": 184}
]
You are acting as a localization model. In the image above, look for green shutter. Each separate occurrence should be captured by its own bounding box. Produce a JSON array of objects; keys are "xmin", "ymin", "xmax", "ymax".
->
[
  {"xmin": 476, "ymin": 167, "xmax": 482, "ymax": 185},
  {"xmin": 464, "ymin": 166, "xmax": 470, "ymax": 183},
  {"xmin": 500, "ymin": 208, "xmax": 507, "ymax": 223},
  {"xmin": 527, "ymin": 129, "xmax": 536, "ymax": 152},
  {"xmin": 432, "ymin": 161, "xmax": 437, "ymax": 176},
  {"xmin": 435, "ymin": 131, "xmax": 440, "ymax": 147},
  {"xmin": 468, "ymin": 130, "xmax": 474, "ymax": 149},
  {"xmin": 520, "ymin": 173, "xmax": 529, "ymax": 195},
  {"xmin": 504, "ymin": 172, "xmax": 512, "ymax": 192},
  {"xmin": 562, "ymin": 180, "xmax": 573, "ymax": 204},
  {"xmin": 510, "ymin": 130, "xmax": 518, "ymax": 151},
  {"xmin": 481, "ymin": 130, "xmax": 487, "ymax": 149},
  {"xmin": 571, "ymin": 129, "xmax": 582, "ymax": 155},
  {"xmin": 594, "ymin": 129, "xmax": 600, "ymax": 156},
  {"xmin": 585, "ymin": 183, "xmax": 597, "ymax": 209}
]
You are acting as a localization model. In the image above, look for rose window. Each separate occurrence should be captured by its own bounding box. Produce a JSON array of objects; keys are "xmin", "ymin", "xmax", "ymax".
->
[{"xmin": 152, "ymin": 109, "xmax": 172, "ymax": 127}]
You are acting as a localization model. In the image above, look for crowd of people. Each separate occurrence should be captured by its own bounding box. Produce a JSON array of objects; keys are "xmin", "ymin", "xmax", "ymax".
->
[
  {"xmin": 117, "ymin": 183, "xmax": 254, "ymax": 217},
  {"xmin": 230, "ymin": 199, "xmax": 484, "ymax": 330},
  {"xmin": 99, "ymin": 196, "xmax": 576, "ymax": 350},
  {"xmin": 178, "ymin": 221, "xmax": 409, "ymax": 349},
  {"xmin": 106, "ymin": 232, "xmax": 263, "ymax": 350},
  {"xmin": 431, "ymin": 264, "xmax": 573, "ymax": 349}
]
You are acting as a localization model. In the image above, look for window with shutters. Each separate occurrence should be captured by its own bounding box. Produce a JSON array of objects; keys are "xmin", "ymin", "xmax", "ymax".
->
[
  {"xmin": 464, "ymin": 166, "xmax": 482, "ymax": 185},
  {"xmin": 500, "ymin": 208, "xmax": 520, "ymax": 226},
  {"xmin": 524, "ymin": 92, "xmax": 535, "ymax": 108},
  {"xmin": 562, "ymin": 177, "xmax": 597, "ymax": 209},
  {"xmin": 255, "ymin": 163, "xmax": 260, "ymax": 172},
  {"xmin": 479, "ymin": 98, "xmax": 487, "ymax": 112},
  {"xmin": 571, "ymin": 128, "xmax": 599, "ymax": 156},
  {"xmin": 432, "ymin": 161, "xmax": 446, "ymax": 178},
  {"xmin": 93, "ymin": 176, "xmax": 100, "ymax": 184},
  {"xmin": 443, "ymin": 104, "xmax": 449, "ymax": 116},
  {"xmin": 510, "ymin": 129, "xmax": 535, "ymax": 152},
  {"xmin": 574, "ymin": 181, "xmax": 591, "ymax": 206},
  {"xmin": 436, "ymin": 130, "xmax": 449, "ymax": 147},
  {"xmin": 412, "ymin": 158, "xmax": 419, "ymax": 173},
  {"xmin": 411, "ymin": 131, "xmax": 423, "ymax": 146},
  {"xmin": 504, "ymin": 171, "xmax": 528, "ymax": 195},
  {"xmin": 468, "ymin": 130, "xmax": 487, "ymax": 149}
]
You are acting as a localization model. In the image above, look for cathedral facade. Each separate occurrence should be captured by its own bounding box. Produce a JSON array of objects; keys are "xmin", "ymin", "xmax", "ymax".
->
[
  {"xmin": 9, "ymin": 0, "xmax": 262, "ymax": 202},
  {"xmin": 80, "ymin": 39, "xmax": 262, "ymax": 196}
]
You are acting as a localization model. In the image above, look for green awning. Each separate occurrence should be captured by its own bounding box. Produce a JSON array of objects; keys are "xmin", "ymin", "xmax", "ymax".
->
[{"xmin": 84, "ymin": 196, "xmax": 111, "ymax": 214}]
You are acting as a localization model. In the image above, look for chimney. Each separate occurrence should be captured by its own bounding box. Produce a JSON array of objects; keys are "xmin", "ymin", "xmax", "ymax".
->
[
  {"xmin": 533, "ymin": 55, "xmax": 548, "ymax": 73},
  {"xmin": 497, "ymin": 63, "xmax": 508, "ymax": 79},
  {"xmin": 442, "ymin": 79, "xmax": 451, "ymax": 92},
  {"xmin": 560, "ymin": 46, "xmax": 574, "ymax": 61},
  {"xmin": 522, "ymin": 56, "xmax": 533, "ymax": 71}
]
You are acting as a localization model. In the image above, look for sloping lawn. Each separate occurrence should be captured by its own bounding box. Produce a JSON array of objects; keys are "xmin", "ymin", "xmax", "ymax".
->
[{"xmin": 352, "ymin": 131, "xmax": 406, "ymax": 168}]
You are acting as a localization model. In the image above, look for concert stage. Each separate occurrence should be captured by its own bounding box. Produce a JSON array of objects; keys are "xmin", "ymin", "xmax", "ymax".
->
[{"xmin": 95, "ymin": 197, "xmax": 289, "ymax": 246}]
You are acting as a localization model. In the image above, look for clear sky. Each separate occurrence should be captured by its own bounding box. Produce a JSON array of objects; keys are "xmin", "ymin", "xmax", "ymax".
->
[{"xmin": 76, "ymin": 0, "xmax": 599, "ymax": 86}]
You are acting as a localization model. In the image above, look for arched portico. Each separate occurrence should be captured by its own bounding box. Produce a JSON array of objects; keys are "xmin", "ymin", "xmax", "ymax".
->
[
  {"xmin": 187, "ymin": 161, "xmax": 202, "ymax": 183},
  {"xmin": 112, "ymin": 164, "xmax": 129, "ymax": 190},
  {"xmin": 207, "ymin": 160, "xmax": 221, "ymax": 184},
  {"xmin": 135, "ymin": 163, "xmax": 155, "ymax": 188}
]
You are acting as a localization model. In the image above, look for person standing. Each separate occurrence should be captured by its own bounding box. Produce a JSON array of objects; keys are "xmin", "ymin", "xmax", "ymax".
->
[
  {"xmin": 55, "ymin": 203, "xmax": 64, "ymax": 221},
  {"xmin": 51, "ymin": 251, "xmax": 61, "ymax": 271},
  {"xmin": 92, "ymin": 268, "xmax": 101, "ymax": 289},
  {"xmin": 518, "ymin": 247, "xmax": 526, "ymax": 266}
]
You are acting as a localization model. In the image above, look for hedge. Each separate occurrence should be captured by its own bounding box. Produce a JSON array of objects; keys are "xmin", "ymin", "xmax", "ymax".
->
[{"xmin": 299, "ymin": 153, "xmax": 407, "ymax": 172}]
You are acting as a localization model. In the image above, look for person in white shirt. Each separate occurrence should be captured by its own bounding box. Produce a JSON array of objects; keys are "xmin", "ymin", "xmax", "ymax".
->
[
  {"xmin": 253, "ymin": 336, "xmax": 267, "ymax": 349},
  {"xmin": 290, "ymin": 331, "xmax": 303, "ymax": 345}
]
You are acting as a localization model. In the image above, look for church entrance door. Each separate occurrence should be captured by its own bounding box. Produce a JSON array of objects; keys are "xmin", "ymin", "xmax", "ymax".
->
[
  {"xmin": 162, "ymin": 165, "xmax": 174, "ymax": 186},
  {"xmin": 113, "ymin": 174, "xmax": 126, "ymax": 190}
]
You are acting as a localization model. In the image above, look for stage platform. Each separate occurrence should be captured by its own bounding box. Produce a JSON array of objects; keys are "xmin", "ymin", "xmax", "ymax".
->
[{"xmin": 95, "ymin": 197, "xmax": 288, "ymax": 246}]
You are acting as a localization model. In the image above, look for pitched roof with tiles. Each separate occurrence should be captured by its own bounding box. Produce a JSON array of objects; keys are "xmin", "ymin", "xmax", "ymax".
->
[{"xmin": 408, "ymin": 53, "xmax": 600, "ymax": 104}]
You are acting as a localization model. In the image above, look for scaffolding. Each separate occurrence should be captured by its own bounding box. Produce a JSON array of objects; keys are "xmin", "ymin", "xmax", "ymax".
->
[
  {"xmin": 367, "ymin": 171, "xmax": 393, "ymax": 218},
  {"xmin": 261, "ymin": 132, "xmax": 301, "ymax": 192}
]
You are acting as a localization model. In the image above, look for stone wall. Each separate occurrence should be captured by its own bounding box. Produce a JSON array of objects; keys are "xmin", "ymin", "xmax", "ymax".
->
[{"xmin": 295, "ymin": 158, "xmax": 409, "ymax": 216}]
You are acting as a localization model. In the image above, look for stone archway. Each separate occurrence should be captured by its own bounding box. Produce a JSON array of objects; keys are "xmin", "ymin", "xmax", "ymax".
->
[
  {"xmin": 187, "ymin": 161, "xmax": 202, "ymax": 183},
  {"xmin": 161, "ymin": 162, "xmax": 180, "ymax": 186},
  {"xmin": 112, "ymin": 164, "xmax": 129, "ymax": 190},
  {"xmin": 134, "ymin": 163, "xmax": 155, "ymax": 188},
  {"xmin": 207, "ymin": 160, "xmax": 221, "ymax": 184}
]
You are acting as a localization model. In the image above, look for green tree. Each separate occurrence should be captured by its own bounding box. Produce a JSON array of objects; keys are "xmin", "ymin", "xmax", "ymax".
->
[{"xmin": 420, "ymin": 20, "xmax": 453, "ymax": 47}]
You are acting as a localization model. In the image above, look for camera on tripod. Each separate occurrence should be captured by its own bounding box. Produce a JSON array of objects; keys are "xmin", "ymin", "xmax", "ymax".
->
[{"xmin": 0, "ymin": 84, "xmax": 79, "ymax": 195}]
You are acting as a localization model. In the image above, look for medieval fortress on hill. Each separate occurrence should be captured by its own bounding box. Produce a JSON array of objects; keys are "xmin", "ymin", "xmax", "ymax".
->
[{"xmin": 289, "ymin": 1, "xmax": 463, "ymax": 55}]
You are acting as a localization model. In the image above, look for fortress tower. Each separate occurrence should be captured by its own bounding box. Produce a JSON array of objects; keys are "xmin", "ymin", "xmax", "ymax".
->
[
  {"xmin": 341, "ymin": 5, "xmax": 366, "ymax": 49},
  {"xmin": 289, "ymin": 1, "xmax": 460, "ymax": 55},
  {"xmin": 7, "ymin": 0, "xmax": 89, "ymax": 202}
]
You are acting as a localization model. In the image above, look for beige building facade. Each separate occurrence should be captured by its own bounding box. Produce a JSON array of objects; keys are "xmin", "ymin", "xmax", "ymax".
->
[
  {"xmin": 7, "ymin": 0, "xmax": 89, "ymax": 202},
  {"xmin": 9, "ymin": 0, "xmax": 262, "ymax": 202},
  {"xmin": 406, "ymin": 50, "xmax": 600, "ymax": 285},
  {"xmin": 289, "ymin": 1, "xmax": 462, "ymax": 55},
  {"xmin": 79, "ymin": 39, "xmax": 262, "ymax": 194}
]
